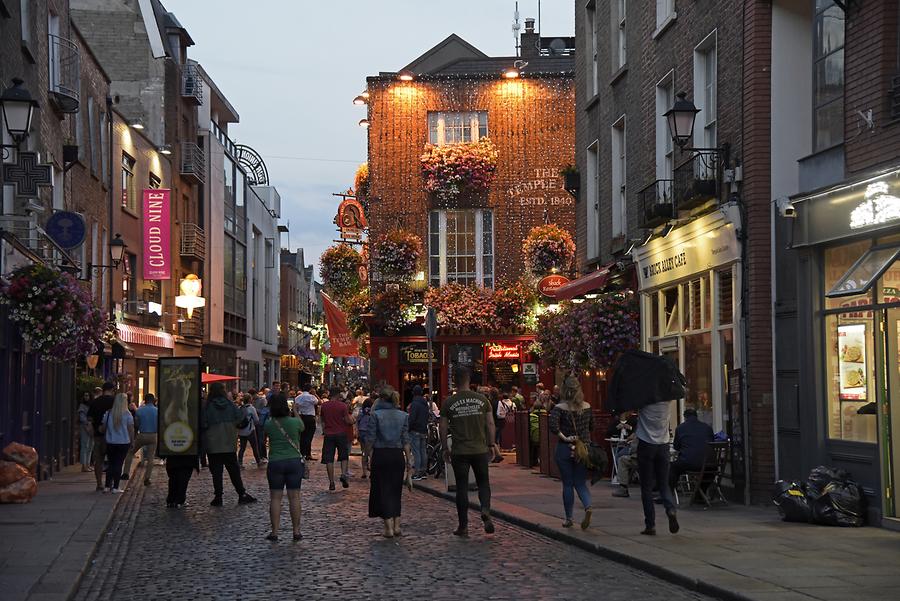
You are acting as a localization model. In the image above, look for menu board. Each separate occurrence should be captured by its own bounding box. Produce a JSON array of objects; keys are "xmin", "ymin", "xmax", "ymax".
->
[{"xmin": 838, "ymin": 324, "xmax": 867, "ymax": 401}]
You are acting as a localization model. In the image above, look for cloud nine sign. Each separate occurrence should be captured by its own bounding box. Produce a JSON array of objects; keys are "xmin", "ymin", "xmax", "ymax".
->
[{"xmin": 143, "ymin": 189, "xmax": 171, "ymax": 280}]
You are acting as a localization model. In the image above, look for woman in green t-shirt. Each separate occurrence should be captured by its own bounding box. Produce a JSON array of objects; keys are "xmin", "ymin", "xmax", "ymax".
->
[{"xmin": 263, "ymin": 393, "xmax": 305, "ymax": 541}]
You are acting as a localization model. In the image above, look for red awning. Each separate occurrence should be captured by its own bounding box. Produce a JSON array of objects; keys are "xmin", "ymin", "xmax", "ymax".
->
[
  {"xmin": 116, "ymin": 323, "xmax": 175, "ymax": 349},
  {"xmin": 553, "ymin": 265, "xmax": 613, "ymax": 300},
  {"xmin": 201, "ymin": 373, "xmax": 239, "ymax": 384}
]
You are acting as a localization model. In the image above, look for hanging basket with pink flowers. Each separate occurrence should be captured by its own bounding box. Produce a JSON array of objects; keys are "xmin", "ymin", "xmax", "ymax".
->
[
  {"xmin": 421, "ymin": 138, "xmax": 499, "ymax": 203},
  {"xmin": 371, "ymin": 230, "xmax": 423, "ymax": 282},
  {"xmin": 319, "ymin": 244, "xmax": 363, "ymax": 303},
  {"xmin": 522, "ymin": 224, "xmax": 576, "ymax": 276}
]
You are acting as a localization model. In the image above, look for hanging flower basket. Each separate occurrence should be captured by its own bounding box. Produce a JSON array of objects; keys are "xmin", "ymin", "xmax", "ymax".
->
[
  {"xmin": 354, "ymin": 163, "xmax": 369, "ymax": 201},
  {"xmin": 319, "ymin": 244, "xmax": 363, "ymax": 303},
  {"xmin": 372, "ymin": 230, "xmax": 423, "ymax": 282},
  {"xmin": 371, "ymin": 286, "xmax": 416, "ymax": 335},
  {"xmin": 534, "ymin": 293, "xmax": 640, "ymax": 371},
  {"xmin": 0, "ymin": 264, "xmax": 111, "ymax": 362},
  {"xmin": 421, "ymin": 138, "xmax": 499, "ymax": 203},
  {"xmin": 522, "ymin": 224, "xmax": 576, "ymax": 276},
  {"xmin": 425, "ymin": 283, "xmax": 498, "ymax": 331},
  {"xmin": 343, "ymin": 289, "xmax": 371, "ymax": 339},
  {"xmin": 493, "ymin": 279, "xmax": 539, "ymax": 330}
]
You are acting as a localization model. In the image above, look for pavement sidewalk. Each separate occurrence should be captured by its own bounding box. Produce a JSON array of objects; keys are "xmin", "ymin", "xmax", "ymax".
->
[
  {"xmin": 415, "ymin": 454, "xmax": 900, "ymax": 601},
  {"xmin": 0, "ymin": 466, "xmax": 124, "ymax": 601}
]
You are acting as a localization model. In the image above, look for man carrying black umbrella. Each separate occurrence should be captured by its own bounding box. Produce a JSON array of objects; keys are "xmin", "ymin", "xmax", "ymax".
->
[{"xmin": 636, "ymin": 400, "xmax": 679, "ymax": 536}]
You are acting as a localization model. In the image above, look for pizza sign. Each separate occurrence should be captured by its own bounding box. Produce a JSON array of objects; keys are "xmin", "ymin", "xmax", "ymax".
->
[{"xmin": 538, "ymin": 274, "xmax": 570, "ymax": 298}]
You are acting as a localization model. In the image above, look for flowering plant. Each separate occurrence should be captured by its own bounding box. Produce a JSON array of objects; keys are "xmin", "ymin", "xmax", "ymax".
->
[
  {"xmin": 493, "ymin": 279, "xmax": 538, "ymax": 329},
  {"xmin": 354, "ymin": 163, "xmax": 369, "ymax": 201},
  {"xmin": 372, "ymin": 230, "xmax": 422, "ymax": 282},
  {"xmin": 0, "ymin": 264, "xmax": 110, "ymax": 362},
  {"xmin": 342, "ymin": 289, "xmax": 371, "ymax": 339},
  {"xmin": 319, "ymin": 244, "xmax": 363, "ymax": 303},
  {"xmin": 523, "ymin": 224, "xmax": 576, "ymax": 275},
  {"xmin": 372, "ymin": 287, "xmax": 416, "ymax": 335},
  {"xmin": 425, "ymin": 283, "xmax": 499, "ymax": 331},
  {"xmin": 534, "ymin": 293, "xmax": 639, "ymax": 370},
  {"xmin": 421, "ymin": 138, "xmax": 499, "ymax": 203}
]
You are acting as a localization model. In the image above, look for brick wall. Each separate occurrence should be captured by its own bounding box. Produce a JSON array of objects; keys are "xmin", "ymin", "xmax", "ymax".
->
[
  {"xmin": 366, "ymin": 75, "xmax": 576, "ymax": 283},
  {"xmin": 844, "ymin": 0, "xmax": 900, "ymax": 175}
]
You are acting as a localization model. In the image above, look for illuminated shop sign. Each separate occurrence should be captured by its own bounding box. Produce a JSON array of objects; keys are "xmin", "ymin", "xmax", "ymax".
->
[
  {"xmin": 486, "ymin": 344, "xmax": 520, "ymax": 360},
  {"xmin": 849, "ymin": 182, "xmax": 900, "ymax": 229}
]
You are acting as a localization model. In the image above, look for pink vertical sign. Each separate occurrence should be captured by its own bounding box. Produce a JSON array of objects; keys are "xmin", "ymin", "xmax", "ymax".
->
[{"xmin": 142, "ymin": 188, "xmax": 171, "ymax": 280}]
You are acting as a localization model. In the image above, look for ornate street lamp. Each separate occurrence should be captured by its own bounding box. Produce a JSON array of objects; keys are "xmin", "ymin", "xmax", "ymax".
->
[
  {"xmin": 663, "ymin": 92, "xmax": 700, "ymax": 150},
  {"xmin": 108, "ymin": 234, "xmax": 126, "ymax": 268},
  {"xmin": 0, "ymin": 78, "xmax": 38, "ymax": 146}
]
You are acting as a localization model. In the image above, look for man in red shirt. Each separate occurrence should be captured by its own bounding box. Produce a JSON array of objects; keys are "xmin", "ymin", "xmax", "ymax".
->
[{"xmin": 320, "ymin": 387, "xmax": 353, "ymax": 491}]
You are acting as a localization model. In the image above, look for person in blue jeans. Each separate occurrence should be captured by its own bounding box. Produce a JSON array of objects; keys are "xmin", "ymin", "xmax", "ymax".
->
[
  {"xmin": 636, "ymin": 400, "xmax": 679, "ymax": 536},
  {"xmin": 548, "ymin": 374, "xmax": 593, "ymax": 530},
  {"xmin": 406, "ymin": 385, "xmax": 429, "ymax": 480}
]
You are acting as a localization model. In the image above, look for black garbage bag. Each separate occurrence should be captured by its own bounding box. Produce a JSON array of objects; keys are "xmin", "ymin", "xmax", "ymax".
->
[
  {"xmin": 773, "ymin": 481, "xmax": 811, "ymax": 523},
  {"xmin": 806, "ymin": 465, "xmax": 851, "ymax": 497},
  {"xmin": 811, "ymin": 481, "xmax": 867, "ymax": 527}
]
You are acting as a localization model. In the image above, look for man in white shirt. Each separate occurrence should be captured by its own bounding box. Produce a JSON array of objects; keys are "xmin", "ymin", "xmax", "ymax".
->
[
  {"xmin": 292, "ymin": 384, "xmax": 319, "ymax": 468},
  {"xmin": 636, "ymin": 401, "xmax": 679, "ymax": 536}
]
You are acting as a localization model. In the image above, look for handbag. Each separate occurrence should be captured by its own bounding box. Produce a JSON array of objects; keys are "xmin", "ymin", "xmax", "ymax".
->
[{"xmin": 569, "ymin": 411, "xmax": 591, "ymax": 466}]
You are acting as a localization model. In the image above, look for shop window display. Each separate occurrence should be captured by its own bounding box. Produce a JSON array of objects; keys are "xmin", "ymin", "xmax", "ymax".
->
[{"xmin": 825, "ymin": 314, "xmax": 876, "ymax": 442}]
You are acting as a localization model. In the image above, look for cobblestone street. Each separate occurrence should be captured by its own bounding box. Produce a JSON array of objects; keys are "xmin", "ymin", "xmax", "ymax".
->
[{"xmin": 73, "ymin": 453, "xmax": 712, "ymax": 601}]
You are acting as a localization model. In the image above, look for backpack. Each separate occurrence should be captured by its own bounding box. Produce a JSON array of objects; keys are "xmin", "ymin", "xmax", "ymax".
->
[
  {"xmin": 357, "ymin": 407, "xmax": 372, "ymax": 436},
  {"xmin": 237, "ymin": 406, "xmax": 252, "ymax": 430},
  {"xmin": 497, "ymin": 399, "xmax": 513, "ymax": 420}
]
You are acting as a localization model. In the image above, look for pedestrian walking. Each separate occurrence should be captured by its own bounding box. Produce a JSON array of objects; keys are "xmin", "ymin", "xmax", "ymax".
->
[
  {"xmin": 88, "ymin": 381, "xmax": 117, "ymax": 491},
  {"xmin": 165, "ymin": 454, "xmax": 199, "ymax": 508},
  {"xmin": 356, "ymin": 397, "xmax": 373, "ymax": 479},
  {"xmin": 440, "ymin": 364, "xmax": 500, "ymax": 537},
  {"xmin": 320, "ymin": 387, "xmax": 353, "ymax": 491},
  {"xmin": 122, "ymin": 393, "xmax": 159, "ymax": 486},
  {"xmin": 101, "ymin": 393, "xmax": 134, "ymax": 493},
  {"xmin": 549, "ymin": 375, "xmax": 593, "ymax": 530},
  {"xmin": 238, "ymin": 395, "xmax": 262, "ymax": 468},
  {"xmin": 78, "ymin": 392, "xmax": 93, "ymax": 472},
  {"xmin": 292, "ymin": 384, "xmax": 319, "ymax": 469},
  {"xmin": 407, "ymin": 385, "xmax": 429, "ymax": 480},
  {"xmin": 366, "ymin": 387, "xmax": 412, "ymax": 539},
  {"xmin": 263, "ymin": 393, "xmax": 304, "ymax": 542},
  {"xmin": 636, "ymin": 400, "xmax": 679, "ymax": 535},
  {"xmin": 495, "ymin": 392, "xmax": 515, "ymax": 449},
  {"xmin": 203, "ymin": 382, "xmax": 257, "ymax": 507},
  {"xmin": 252, "ymin": 388, "xmax": 270, "ymax": 462}
]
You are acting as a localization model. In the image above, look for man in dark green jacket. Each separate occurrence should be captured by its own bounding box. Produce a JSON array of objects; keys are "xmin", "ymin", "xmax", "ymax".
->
[{"xmin": 203, "ymin": 383, "xmax": 256, "ymax": 506}]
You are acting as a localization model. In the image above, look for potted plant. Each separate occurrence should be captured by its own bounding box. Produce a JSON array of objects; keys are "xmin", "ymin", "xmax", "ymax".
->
[
  {"xmin": 522, "ymin": 224, "xmax": 576, "ymax": 276},
  {"xmin": 319, "ymin": 244, "xmax": 363, "ymax": 303},
  {"xmin": 371, "ymin": 230, "xmax": 423, "ymax": 282},
  {"xmin": 560, "ymin": 164, "xmax": 580, "ymax": 198}
]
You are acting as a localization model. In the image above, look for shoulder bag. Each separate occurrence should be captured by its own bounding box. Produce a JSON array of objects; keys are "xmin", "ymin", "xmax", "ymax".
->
[{"xmin": 568, "ymin": 410, "xmax": 591, "ymax": 466}]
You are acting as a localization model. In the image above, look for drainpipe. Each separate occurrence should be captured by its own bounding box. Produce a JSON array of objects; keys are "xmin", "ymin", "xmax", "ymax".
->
[
  {"xmin": 770, "ymin": 198, "xmax": 780, "ymax": 482},
  {"xmin": 106, "ymin": 97, "xmax": 115, "ymax": 377}
]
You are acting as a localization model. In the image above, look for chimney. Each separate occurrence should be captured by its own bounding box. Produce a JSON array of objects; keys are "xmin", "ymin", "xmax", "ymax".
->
[{"xmin": 521, "ymin": 17, "xmax": 539, "ymax": 58}]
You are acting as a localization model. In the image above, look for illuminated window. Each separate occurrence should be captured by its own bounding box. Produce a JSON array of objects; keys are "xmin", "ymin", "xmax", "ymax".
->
[
  {"xmin": 429, "ymin": 209, "xmax": 493, "ymax": 287},
  {"xmin": 428, "ymin": 111, "xmax": 488, "ymax": 146},
  {"xmin": 121, "ymin": 152, "xmax": 137, "ymax": 212}
]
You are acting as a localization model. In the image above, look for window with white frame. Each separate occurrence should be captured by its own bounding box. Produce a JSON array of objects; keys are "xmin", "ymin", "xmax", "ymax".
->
[
  {"xmin": 586, "ymin": 140, "xmax": 600, "ymax": 259},
  {"xmin": 612, "ymin": 0, "xmax": 627, "ymax": 70},
  {"xmin": 694, "ymin": 33, "xmax": 717, "ymax": 150},
  {"xmin": 429, "ymin": 209, "xmax": 493, "ymax": 288},
  {"xmin": 655, "ymin": 72, "xmax": 675, "ymax": 182},
  {"xmin": 656, "ymin": 0, "xmax": 675, "ymax": 31},
  {"xmin": 585, "ymin": 1, "xmax": 599, "ymax": 96},
  {"xmin": 427, "ymin": 111, "xmax": 488, "ymax": 146},
  {"xmin": 611, "ymin": 116, "xmax": 627, "ymax": 238}
]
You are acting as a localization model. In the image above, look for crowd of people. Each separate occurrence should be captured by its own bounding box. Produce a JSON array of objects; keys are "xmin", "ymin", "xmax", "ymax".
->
[{"xmin": 76, "ymin": 367, "xmax": 706, "ymax": 539}]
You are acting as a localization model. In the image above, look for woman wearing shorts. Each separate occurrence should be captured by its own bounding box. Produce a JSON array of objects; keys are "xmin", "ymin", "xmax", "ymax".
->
[{"xmin": 263, "ymin": 393, "xmax": 305, "ymax": 542}]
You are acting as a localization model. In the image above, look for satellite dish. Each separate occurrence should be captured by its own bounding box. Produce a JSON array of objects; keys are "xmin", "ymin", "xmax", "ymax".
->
[{"xmin": 234, "ymin": 144, "xmax": 269, "ymax": 186}]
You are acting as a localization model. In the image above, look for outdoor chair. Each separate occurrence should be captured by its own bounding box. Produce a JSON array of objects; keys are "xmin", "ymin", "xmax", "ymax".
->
[{"xmin": 683, "ymin": 441, "xmax": 730, "ymax": 508}]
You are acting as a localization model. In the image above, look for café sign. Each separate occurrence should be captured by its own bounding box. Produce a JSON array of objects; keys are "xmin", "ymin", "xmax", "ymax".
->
[
  {"xmin": 487, "ymin": 344, "xmax": 520, "ymax": 360},
  {"xmin": 538, "ymin": 274, "xmax": 570, "ymax": 298}
]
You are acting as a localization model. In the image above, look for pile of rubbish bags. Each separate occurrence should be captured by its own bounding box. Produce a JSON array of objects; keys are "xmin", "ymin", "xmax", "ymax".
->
[
  {"xmin": 773, "ymin": 466, "xmax": 867, "ymax": 527},
  {"xmin": 0, "ymin": 442, "xmax": 38, "ymax": 503}
]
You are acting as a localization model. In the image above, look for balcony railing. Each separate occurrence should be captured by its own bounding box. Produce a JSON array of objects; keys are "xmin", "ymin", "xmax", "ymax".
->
[
  {"xmin": 180, "ymin": 142, "xmax": 205, "ymax": 184},
  {"xmin": 48, "ymin": 34, "xmax": 80, "ymax": 113},
  {"xmin": 638, "ymin": 179, "xmax": 675, "ymax": 229},
  {"xmin": 673, "ymin": 150, "xmax": 719, "ymax": 211},
  {"xmin": 180, "ymin": 222, "xmax": 205, "ymax": 261},
  {"xmin": 0, "ymin": 214, "xmax": 79, "ymax": 270},
  {"xmin": 181, "ymin": 63, "xmax": 203, "ymax": 105}
]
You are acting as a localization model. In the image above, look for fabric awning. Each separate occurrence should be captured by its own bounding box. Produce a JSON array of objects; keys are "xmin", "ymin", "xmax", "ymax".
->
[
  {"xmin": 553, "ymin": 265, "xmax": 613, "ymax": 300},
  {"xmin": 201, "ymin": 373, "xmax": 239, "ymax": 384},
  {"xmin": 116, "ymin": 323, "xmax": 175, "ymax": 349}
]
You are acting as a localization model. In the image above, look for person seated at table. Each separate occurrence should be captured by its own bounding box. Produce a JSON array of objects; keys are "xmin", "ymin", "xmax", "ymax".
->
[
  {"xmin": 669, "ymin": 407, "xmax": 714, "ymax": 491},
  {"xmin": 606, "ymin": 411, "xmax": 637, "ymax": 440},
  {"xmin": 612, "ymin": 435, "xmax": 638, "ymax": 497}
]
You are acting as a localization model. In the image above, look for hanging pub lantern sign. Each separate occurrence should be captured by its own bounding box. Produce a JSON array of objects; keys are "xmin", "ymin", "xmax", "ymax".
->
[
  {"xmin": 175, "ymin": 274, "xmax": 206, "ymax": 319},
  {"xmin": 334, "ymin": 195, "xmax": 367, "ymax": 241}
]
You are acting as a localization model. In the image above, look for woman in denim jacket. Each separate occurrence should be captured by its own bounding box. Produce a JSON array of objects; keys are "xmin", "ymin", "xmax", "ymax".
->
[{"xmin": 365, "ymin": 387, "xmax": 412, "ymax": 538}]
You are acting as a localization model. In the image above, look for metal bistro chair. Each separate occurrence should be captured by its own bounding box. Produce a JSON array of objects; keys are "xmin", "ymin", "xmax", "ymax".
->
[{"xmin": 683, "ymin": 441, "xmax": 730, "ymax": 509}]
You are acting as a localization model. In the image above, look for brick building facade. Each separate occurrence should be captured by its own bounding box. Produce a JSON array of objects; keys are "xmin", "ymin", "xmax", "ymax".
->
[
  {"xmin": 363, "ymin": 30, "xmax": 576, "ymax": 404},
  {"xmin": 574, "ymin": 0, "xmax": 774, "ymax": 502},
  {"xmin": 771, "ymin": 0, "xmax": 900, "ymax": 524}
]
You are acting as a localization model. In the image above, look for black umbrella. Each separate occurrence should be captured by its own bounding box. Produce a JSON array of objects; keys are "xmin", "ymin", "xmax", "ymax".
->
[{"xmin": 607, "ymin": 349, "xmax": 686, "ymax": 412}]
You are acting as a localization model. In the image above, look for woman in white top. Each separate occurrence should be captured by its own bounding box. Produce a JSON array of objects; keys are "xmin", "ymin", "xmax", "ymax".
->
[{"xmin": 102, "ymin": 393, "xmax": 134, "ymax": 493}]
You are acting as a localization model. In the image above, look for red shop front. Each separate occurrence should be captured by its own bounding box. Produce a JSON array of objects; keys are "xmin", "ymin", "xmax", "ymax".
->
[{"xmin": 368, "ymin": 330, "xmax": 551, "ymax": 406}]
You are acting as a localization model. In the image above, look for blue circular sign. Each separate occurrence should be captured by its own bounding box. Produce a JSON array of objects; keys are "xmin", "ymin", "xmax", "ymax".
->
[{"xmin": 45, "ymin": 211, "xmax": 86, "ymax": 249}]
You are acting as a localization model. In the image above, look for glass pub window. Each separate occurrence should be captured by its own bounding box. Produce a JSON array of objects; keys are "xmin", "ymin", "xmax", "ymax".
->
[
  {"xmin": 427, "ymin": 111, "xmax": 488, "ymax": 146},
  {"xmin": 813, "ymin": 0, "xmax": 845, "ymax": 152}
]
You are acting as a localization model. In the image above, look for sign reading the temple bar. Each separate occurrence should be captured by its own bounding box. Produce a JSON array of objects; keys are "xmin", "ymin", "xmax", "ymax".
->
[
  {"xmin": 334, "ymin": 196, "xmax": 367, "ymax": 241},
  {"xmin": 486, "ymin": 344, "xmax": 520, "ymax": 360},
  {"xmin": 538, "ymin": 274, "xmax": 570, "ymax": 298},
  {"xmin": 142, "ymin": 189, "xmax": 171, "ymax": 280}
]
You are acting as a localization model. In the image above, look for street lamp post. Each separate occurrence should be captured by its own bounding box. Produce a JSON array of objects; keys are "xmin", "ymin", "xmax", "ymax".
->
[
  {"xmin": 663, "ymin": 91, "xmax": 731, "ymax": 169},
  {"xmin": 0, "ymin": 78, "xmax": 39, "ymax": 153}
]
